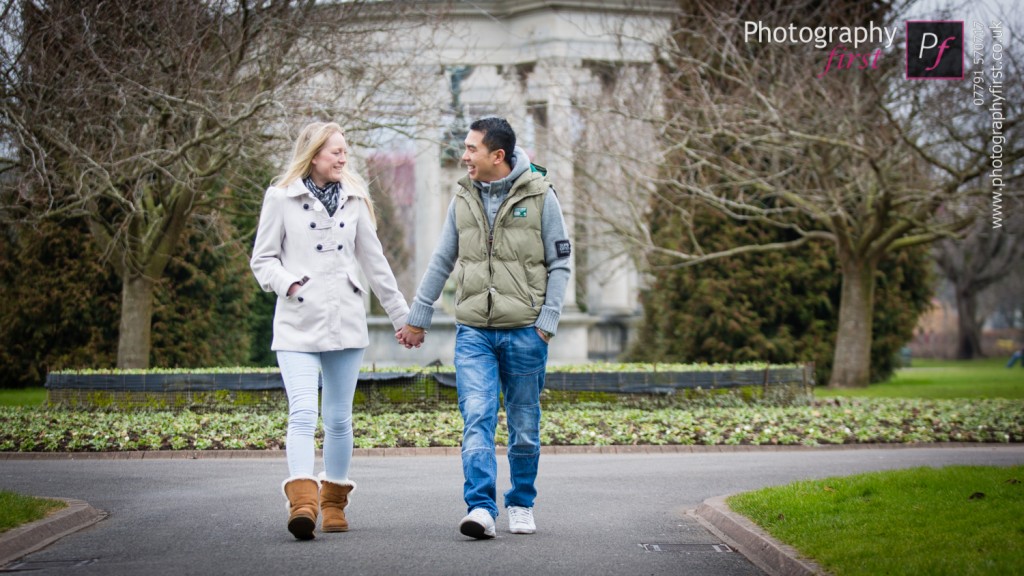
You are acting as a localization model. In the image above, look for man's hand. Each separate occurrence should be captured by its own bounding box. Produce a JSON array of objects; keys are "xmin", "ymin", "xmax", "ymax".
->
[{"xmin": 535, "ymin": 327, "xmax": 551, "ymax": 343}]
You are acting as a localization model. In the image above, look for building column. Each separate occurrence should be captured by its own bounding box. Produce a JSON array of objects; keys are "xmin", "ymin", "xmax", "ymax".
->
[
  {"xmin": 413, "ymin": 125, "xmax": 444, "ymax": 284},
  {"xmin": 526, "ymin": 58, "xmax": 595, "ymax": 363}
]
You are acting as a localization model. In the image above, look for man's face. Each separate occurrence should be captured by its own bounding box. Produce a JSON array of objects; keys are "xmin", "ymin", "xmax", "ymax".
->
[{"xmin": 462, "ymin": 129, "xmax": 502, "ymax": 182}]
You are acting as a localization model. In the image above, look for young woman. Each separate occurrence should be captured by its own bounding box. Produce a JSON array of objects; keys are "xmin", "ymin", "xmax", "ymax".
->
[{"xmin": 251, "ymin": 122, "xmax": 408, "ymax": 540}]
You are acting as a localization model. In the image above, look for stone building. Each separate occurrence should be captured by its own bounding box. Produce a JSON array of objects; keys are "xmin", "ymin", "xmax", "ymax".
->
[{"xmin": 355, "ymin": 1, "xmax": 678, "ymax": 367}]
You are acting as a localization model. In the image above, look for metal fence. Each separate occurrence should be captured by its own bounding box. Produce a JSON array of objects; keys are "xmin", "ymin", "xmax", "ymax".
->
[{"xmin": 46, "ymin": 365, "xmax": 815, "ymax": 411}]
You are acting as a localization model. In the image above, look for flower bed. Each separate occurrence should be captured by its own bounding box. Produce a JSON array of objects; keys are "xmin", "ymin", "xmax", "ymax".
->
[{"xmin": 1, "ymin": 398, "xmax": 1021, "ymax": 452}]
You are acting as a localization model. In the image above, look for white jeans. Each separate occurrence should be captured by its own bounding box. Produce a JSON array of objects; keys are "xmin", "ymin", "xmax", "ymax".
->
[{"xmin": 277, "ymin": 349, "xmax": 364, "ymax": 480}]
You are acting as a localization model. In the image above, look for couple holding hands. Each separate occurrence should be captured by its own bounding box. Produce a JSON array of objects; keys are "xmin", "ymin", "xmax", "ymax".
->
[{"xmin": 250, "ymin": 117, "xmax": 571, "ymax": 541}]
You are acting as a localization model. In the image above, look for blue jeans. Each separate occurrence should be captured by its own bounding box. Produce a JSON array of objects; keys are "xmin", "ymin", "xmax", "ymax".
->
[
  {"xmin": 455, "ymin": 325, "xmax": 548, "ymax": 518},
  {"xmin": 277, "ymin": 349, "xmax": 364, "ymax": 480}
]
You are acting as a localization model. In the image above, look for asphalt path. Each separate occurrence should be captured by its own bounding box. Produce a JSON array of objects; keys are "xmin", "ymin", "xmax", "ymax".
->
[{"xmin": 2, "ymin": 445, "xmax": 1023, "ymax": 576}]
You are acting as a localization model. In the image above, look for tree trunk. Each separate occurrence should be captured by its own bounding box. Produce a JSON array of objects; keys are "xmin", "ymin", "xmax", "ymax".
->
[
  {"xmin": 955, "ymin": 286, "xmax": 983, "ymax": 359},
  {"xmin": 829, "ymin": 257, "xmax": 876, "ymax": 388},
  {"xmin": 117, "ymin": 274, "xmax": 155, "ymax": 369}
]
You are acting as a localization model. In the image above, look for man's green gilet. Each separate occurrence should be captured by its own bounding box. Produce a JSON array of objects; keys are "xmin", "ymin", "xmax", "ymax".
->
[{"xmin": 454, "ymin": 170, "xmax": 550, "ymax": 328}]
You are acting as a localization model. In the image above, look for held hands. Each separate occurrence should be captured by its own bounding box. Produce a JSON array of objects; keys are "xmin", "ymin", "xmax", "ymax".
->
[
  {"xmin": 396, "ymin": 324, "xmax": 426, "ymax": 349},
  {"xmin": 395, "ymin": 325, "xmax": 547, "ymax": 348},
  {"xmin": 394, "ymin": 325, "xmax": 547, "ymax": 348}
]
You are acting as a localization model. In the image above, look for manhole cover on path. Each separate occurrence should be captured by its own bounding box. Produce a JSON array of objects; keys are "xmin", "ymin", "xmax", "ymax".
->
[
  {"xmin": 640, "ymin": 543, "xmax": 734, "ymax": 553},
  {"xmin": 1, "ymin": 558, "xmax": 99, "ymax": 572}
]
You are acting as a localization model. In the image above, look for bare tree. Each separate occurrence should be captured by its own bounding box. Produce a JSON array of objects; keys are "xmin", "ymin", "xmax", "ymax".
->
[
  {"xmin": 981, "ymin": 264, "xmax": 1024, "ymax": 340},
  {"xmin": 585, "ymin": 0, "xmax": 1023, "ymax": 387},
  {"xmin": 935, "ymin": 198, "xmax": 1024, "ymax": 358},
  {"xmin": 0, "ymin": 0, "xmax": 440, "ymax": 368}
]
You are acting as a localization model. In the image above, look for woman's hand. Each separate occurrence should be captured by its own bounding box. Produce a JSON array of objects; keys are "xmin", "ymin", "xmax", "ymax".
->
[{"xmin": 287, "ymin": 276, "xmax": 310, "ymax": 297}]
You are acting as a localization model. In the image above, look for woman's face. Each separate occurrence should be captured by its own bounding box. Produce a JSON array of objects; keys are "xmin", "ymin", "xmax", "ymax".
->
[{"xmin": 309, "ymin": 131, "xmax": 347, "ymax": 186}]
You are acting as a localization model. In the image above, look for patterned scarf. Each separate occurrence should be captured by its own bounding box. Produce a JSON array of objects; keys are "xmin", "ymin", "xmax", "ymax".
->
[{"xmin": 303, "ymin": 177, "xmax": 341, "ymax": 217}]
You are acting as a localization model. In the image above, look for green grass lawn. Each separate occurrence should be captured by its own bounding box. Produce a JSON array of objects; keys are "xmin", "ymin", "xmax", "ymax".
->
[
  {"xmin": 0, "ymin": 490, "xmax": 66, "ymax": 533},
  {"xmin": 758, "ymin": 357, "xmax": 1024, "ymax": 575},
  {"xmin": 0, "ymin": 387, "xmax": 46, "ymax": 407},
  {"xmin": 728, "ymin": 465, "xmax": 1024, "ymax": 576},
  {"xmin": 818, "ymin": 357, "xmax": 1024, "ymax": 399}
]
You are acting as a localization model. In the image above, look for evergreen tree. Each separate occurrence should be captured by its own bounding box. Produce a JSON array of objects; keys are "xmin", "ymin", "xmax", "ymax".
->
[
  {"xmin": 0, "ymin": 219, "xmax": 120, "ymax": 387},
  {"xmin": 150, "ymin": 218, "xmax": 256, "ymax": 368},
  {"xmin": 0, "ymin": 212, "xmax": 260, "ymax": 386},
  {"xmin": 630, "ymin": 202, "xmax": 932, "ymax": 384}
]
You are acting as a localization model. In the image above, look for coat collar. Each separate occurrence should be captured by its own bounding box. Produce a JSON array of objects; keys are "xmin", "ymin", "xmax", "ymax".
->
[
  {"xmin": 282, "ymin": 178, "xmax": 365, "ymax": 200},
  {"xmin": 284, "ymin": 179, "xmax": 311, "ymax": 197}
]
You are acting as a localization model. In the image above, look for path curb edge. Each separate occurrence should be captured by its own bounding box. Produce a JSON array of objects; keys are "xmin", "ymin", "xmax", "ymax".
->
[
  {"xmin": 0, "ymin": 498, "xmax": 107, "ymax": 567},
  {"xmin": 691, "ymin": 494, "xmax": 829, "ymax": 576}
]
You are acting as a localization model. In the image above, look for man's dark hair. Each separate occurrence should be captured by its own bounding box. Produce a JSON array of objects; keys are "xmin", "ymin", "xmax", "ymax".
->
[{"xmin": 469, "ymin": 117, "xmax": 516, "ymax": 167}]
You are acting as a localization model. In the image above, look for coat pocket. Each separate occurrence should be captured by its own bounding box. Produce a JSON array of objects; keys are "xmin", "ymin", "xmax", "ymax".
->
[
  {"xmin": 286, "ymin": 277, "xmax": 312, "ymax": 302},
  {"xmin": 346, "ymin": 272, "xmax": 366, "ymax": 295},
  {"xmin": 277, "ymin": 277, "xmax": 319, "ymax": 334}
]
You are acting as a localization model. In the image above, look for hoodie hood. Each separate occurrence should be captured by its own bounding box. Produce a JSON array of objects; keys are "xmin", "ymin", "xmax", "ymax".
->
[{"xmin": 473, "ymin": 146, "xmax": 531, "ymax": 196}]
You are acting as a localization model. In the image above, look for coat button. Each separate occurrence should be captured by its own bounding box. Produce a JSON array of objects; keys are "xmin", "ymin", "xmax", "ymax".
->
[
  {"xmin": 309, "ymin": 222, "xmax": 316, "ymax": 229},
  {"xmin": 303, "ymin": 203, "xmax": 310, "ymax": 210},
  {"xmin": 353, "ymin": 287, "xmax": 359, "ymax": 293},
  {"xmin": 337, "ymin": 244, "xmax": 343, "ymax": 250},
  {"xmin": 297, "ymin": 296, "xmax": 304, "ymax": 303},
  {"xmin": 339, "ymin": 222, "xmax": 345, "ymax": 228},
  {"xmin": 316, "ymin": 244, "xmax": 323, "ymax": 251}
]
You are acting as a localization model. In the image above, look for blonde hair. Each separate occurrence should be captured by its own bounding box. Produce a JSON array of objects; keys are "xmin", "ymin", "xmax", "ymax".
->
[{"xmin": 272, "ymin": 121, "xmax": 377, "ymax": 226}]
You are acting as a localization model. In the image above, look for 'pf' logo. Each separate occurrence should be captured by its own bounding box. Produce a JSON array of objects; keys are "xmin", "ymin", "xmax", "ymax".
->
[{"xmin": 906, "ymin": 21, "xmax": 964, "ymax": 79}]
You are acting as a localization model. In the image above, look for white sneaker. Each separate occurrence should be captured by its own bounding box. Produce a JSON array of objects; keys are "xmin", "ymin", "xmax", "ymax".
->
[
  {"xmin": 459, "ymin": 508, "xmax": 496, "ymax": 539},
  {"xmin": 508, "ymin": 506, "xmax": 536, "ymax": 534}
]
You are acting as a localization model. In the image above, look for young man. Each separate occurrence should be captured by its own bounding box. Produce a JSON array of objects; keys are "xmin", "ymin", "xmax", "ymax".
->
[{"xmin": 397, "ymin": 117, "xmax": 571, "ymax": 538}]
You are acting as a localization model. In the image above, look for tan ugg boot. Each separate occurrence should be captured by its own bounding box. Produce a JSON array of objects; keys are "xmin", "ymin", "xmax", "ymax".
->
[
  {"xmin": 319, "ymin": 473, "xmax": 356, "ymax": 532},
  {"xmin": 282, "ymin": 476, "xmax": 320, "ymax": 540}
]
